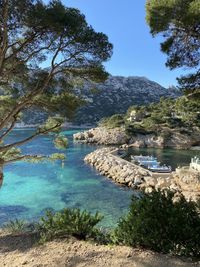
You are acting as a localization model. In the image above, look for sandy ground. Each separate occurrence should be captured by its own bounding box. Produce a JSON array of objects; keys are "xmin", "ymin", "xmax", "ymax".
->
[{"xmin": 0, "ymin": 231, "xmax": 199, "ymax": 267}]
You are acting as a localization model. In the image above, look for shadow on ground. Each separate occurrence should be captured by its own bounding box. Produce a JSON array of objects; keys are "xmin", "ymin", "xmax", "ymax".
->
[{"xmin": 0, "ymin": 232, "xmax": 38, "ymax": 253}]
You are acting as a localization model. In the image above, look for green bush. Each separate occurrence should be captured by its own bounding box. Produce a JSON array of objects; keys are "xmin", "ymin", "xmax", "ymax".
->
[
  {"xmin": 4, "ymin": 219, "xmax": 27, "ymax": 234},
  {"xmin": 38, "ymin": 208, "xmax": 103, "ymax": 242},
  {"xmin": 113, "ymin": 190, "xmax": 200, "ymax": 257},
  {"xmin": 99, "ymin": 114, "xmax": 124, "ymax": 129},
  {"xmin": 125, "ymin": 123, "xmax": 154, "ymax": 136}
]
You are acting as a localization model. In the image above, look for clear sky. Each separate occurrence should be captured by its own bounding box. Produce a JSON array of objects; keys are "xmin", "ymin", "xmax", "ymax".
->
[{"xmin": 47, "ymin": 0, "xmax": 186, "ymax": 88}]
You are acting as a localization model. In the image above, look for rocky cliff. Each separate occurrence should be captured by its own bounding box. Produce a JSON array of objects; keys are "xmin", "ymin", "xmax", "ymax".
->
[
  {"xmin": 73, "ymin": 126, "xmax": 200, "ymax": 149},
  {"xmin": 74, "ymin": 76, "xmax": 180, "ymax": 124}
]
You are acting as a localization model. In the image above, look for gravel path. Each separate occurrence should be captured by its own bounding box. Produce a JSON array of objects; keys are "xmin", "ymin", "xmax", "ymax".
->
[{"xmin": 0, "ymin": 232, "xmax": 199, "ymax": 267}]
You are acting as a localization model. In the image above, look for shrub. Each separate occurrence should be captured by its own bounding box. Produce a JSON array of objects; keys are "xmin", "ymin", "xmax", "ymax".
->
[
  {"xmin": 38, "ymin": 208, "xmax": 103, "ymax": 242},
  {"xmin": 141, "ymin": 117, "xmax": 160, "ymax": 131},
  {"xmin": 99, "ymin": 114, "xmax": 124, "ymax": 129},
  {"xmin": 4, "ymin": 219, "xmax": 27, "ymax": 234},
  {"xmin": 113, "ymin": 190, "xmax": 200, "ymax": 257},
  {"xmin": 125, "ymin": 123, "xmax": 154, "ymax": 136}
]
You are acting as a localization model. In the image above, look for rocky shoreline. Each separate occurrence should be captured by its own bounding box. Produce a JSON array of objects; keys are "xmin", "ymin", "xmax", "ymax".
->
[
  {"xmin": 84, "ymin": 147, "xmax": 200, "ymax": 201},
  {"xmin": 74, "ymin": 126, "xmax": 200, "ymax": 149}
]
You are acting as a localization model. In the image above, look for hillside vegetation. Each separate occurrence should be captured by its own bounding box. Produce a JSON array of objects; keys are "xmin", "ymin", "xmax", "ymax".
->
[{"xmin": 99, "ymin": 96, "xmax": 200, "ymax": 136}]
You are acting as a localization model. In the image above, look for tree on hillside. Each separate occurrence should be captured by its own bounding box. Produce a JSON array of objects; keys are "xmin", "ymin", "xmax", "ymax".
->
[
  {"xmin": 146, "ymin": 0, "xmax": 200, "ymax": 99},
  {"xmin": 0, "ymin": 0, "xmax": 112, "ymax": 178}
]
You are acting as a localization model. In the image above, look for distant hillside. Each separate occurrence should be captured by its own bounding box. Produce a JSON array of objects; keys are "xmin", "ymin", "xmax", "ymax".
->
[
  {"xmin": 22, "ymin": 75, "xmax": 181, "ymax": 125},
  {"xmin": 73, "ymin": 75, "xmax": 180, "ymax": 125}
]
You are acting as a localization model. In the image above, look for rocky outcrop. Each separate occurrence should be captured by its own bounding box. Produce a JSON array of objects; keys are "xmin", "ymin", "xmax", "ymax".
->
[
  {"xmin": 174, "ymin": 167, "xmax": 200, "ymax": 201},
  {"xmin": 74, "ymin": 126, "xmax": 200, "ymax": 149},
  {"xmin": 74, "ymin": 127, "xmax": 128, "ymax": 145}
]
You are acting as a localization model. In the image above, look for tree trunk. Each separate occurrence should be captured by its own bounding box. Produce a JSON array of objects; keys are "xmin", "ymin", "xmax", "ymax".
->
[{"xmin": 0, "ymin": 165, "xmax": 3, "ymax": 188}]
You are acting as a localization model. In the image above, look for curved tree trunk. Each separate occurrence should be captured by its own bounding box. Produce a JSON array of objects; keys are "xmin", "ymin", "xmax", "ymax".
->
[{"xmin": 0, "ymin": 165, "xmax": 3, "ymax": 188}]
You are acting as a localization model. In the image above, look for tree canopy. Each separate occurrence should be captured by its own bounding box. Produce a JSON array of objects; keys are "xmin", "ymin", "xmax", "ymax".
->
[
  {"xmin": 146, "ymin": 0, "xmax": 200, "ymax": 99},
  {"xmin": 0, "ymin": 0, "xmax": 112, "ymax": 172}
]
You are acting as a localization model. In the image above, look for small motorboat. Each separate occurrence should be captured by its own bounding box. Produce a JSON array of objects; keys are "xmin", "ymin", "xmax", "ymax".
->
[
  {"xmin": 131, "ymin": 155, "xmax": 157, "ymax": 162},
  {"xmin": 130, "ymin": 154, "xmax": 172, "ymax": 173},
  {"xmin": 148, "ymin": 165, "xmax": 172, "ymax": 173}
]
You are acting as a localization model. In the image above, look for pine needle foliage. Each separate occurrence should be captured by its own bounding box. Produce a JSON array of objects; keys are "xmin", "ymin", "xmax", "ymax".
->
[{"xmin": 38, "ymin": 208, "xmax": 103, "ymax": 242}]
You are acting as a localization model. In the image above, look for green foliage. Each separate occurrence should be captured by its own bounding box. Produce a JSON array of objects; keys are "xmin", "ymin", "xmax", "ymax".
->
[
  {"xmin": 49, "ymin": 153, "xmax": 65, "ymax": 161},
  {"xmin": 102, "ymin": 96, "xmax": 199, "ymax": 140},
  {"xmin": 146, "ymin": 0, "xmax": 200, "ymax": 99},
  {"xmin": 113, "ymin": 190, "xmax": 200, "ymax": 257},
  {"xmin": 0, "ymin": 0, "xmax": 113, "ymax": 168},
  {"xmin": 38, "ymin": 117, "xmax": 64, "ymax": 133},
  {"xmin": 0, "ymin": 147, "xmax": 22, "ymax": 162},
  {"xmin": 99, "ymin": 114, "xmax": 125, "ymax": 129},
  {"xmin": 125, "ymin": 123, "xmax": 153, "ymax": 136},
  {"xmin": 53, "ymin": 135, "xmax": 68, "ymax": 149},
  {"xmin": 38, "ymin": 208, "xmax": 103, "ymax": 242},
  {"xmin": 125, "ymin": 96, "xmax": 200, "ymax": 136},
  {"xmin": 3, "ymin": 219, "xmax": 27, "ymax": 234}
]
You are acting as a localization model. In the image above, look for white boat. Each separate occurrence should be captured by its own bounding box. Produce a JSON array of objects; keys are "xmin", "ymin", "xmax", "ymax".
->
[
  {"xmin": 148, "ymin": 165, "xmax": 171, "ymax": 173},
  {"xmin": 131, "ymin": 154, "xmax": 172, "ymax": 173},
  {"xmin": 131, "ymin": 155, "xmax": 157, "ymax": 161}
]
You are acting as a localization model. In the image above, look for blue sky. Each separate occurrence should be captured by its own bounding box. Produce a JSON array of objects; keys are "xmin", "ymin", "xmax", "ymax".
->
[{"xmin": 47, "ymin": 0, "xmax": 187, "ymax": 88}]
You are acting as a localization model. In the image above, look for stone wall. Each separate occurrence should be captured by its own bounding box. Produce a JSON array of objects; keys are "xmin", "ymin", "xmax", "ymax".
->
[
  {"xmin": 84, "ymin": 147, "xmax": 177, "ymax": 194},
  {"xmin": 175, "ymin": 167, "xmax": 200, "ymax": 200},
  {"xmin": 84, "ymin": 147, "xmax": 200, "ymax": 201}
]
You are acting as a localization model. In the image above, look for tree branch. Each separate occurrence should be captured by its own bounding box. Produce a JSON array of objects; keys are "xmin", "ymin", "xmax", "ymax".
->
[
  {"xmin": 4, "ymin": 154, "xmax": 46, "ymax": 164},
  {"xmin": 0, "ymin": 0, "xmax": 9, "ymax": 74},
  {"xmin": 0, "ymin": 123, "xmax": 61, "ymax": 152},
  {"xmin": 0, "ymin": 99, "xmax": 32, "ymax": 131},
  {"xmin": 0, "ymin": 115, "xmax": 18, "ymax": 141}
]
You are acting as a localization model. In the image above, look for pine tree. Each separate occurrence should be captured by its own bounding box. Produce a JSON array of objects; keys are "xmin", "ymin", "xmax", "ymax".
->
[
  {"xmin": 0, "ymin": 0, "xmax": 113, "ymax": 178},
  {"xmin": 146, "ymin": 0, "xmax": 200, "ymax": 99}
]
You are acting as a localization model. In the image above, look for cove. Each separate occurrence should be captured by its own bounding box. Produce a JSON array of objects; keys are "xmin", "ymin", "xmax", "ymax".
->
[
  {"xmin": 0, "ymin": 128, "xmax": 133, "ymax": 228},
  {"xmin": 0, "ymin": 128, "xmax": 199, "ymax": 228}
]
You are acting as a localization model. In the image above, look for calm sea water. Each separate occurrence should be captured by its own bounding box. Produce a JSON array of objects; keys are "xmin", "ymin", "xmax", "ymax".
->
[
  {"xmin": 0, "ymin": 128, "xmax": 133, "ymax": 227},
  {"xmin": 0, "ymin": 128, "xmax": 199, "ymax": 227},
  {"xmin": 127, "ymin": 147, "xmax": 200, "ymax": 170}
]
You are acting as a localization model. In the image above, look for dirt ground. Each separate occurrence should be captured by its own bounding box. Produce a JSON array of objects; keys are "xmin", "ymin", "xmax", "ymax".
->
[{"xmin": 0, "ymin": 231, "xmax": 199, "ymax": 267}]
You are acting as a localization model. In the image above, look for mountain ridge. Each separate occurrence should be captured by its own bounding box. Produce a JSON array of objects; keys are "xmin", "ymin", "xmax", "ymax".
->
[
  {"xmin": 23, "ymin": 75, "xmax": 181, "ymax": 125},
  {"xmin": 73, "ymin": 75, "xmax": 180, "ymax": 125}
]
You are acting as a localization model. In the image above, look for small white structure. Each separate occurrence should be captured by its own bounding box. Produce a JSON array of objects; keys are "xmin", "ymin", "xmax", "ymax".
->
[
  {"xmin": 190, "ymin": 157, "xmax": 200, "ymax": 172},
  {"xmin": 127, "ymin": 110, "xmax": 137, "ymax": 122}
]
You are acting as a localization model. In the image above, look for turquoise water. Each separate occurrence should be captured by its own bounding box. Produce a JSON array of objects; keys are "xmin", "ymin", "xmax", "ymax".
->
[
  {"xmin": 0, "ymin": 129, "xmax": 133, "ymax": 227},
  {"xmin": 0, "ymin": 129, "xmax": 199, "ymax": 228}
]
